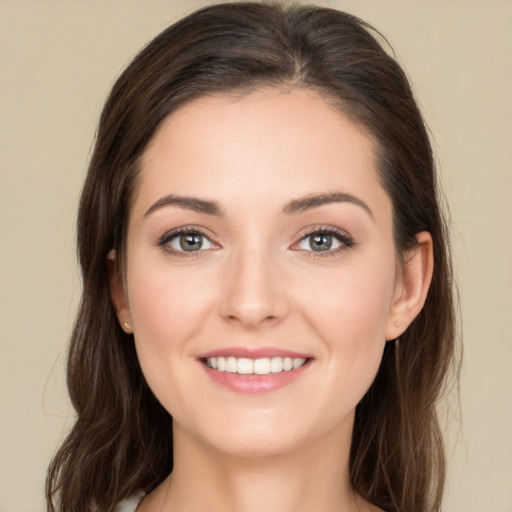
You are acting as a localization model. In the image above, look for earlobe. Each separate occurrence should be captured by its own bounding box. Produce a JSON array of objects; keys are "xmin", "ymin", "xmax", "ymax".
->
[
  {"xmin": 107, "ymin": 249, "xmax": 133, "ymax": 333},
  {"xmin": 386, "ymin": 231, "xmax": 434, "ymax": 340}
]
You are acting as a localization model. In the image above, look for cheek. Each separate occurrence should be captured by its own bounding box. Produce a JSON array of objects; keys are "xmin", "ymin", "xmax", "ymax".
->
[
  {"xmin": 127, "ymin": 258, "xmax": 210, "ymax": 336},
  {"xmin": 295, "ymin": 256, "xmax": 395, "ymax": 388},
  {"xmin": 125, "ymin": 266, "xmax": 217, "ymax": 424},
  {"xmin": 299, "ymin": 258, "xmax": 395, "ymax": 338},
  {"xmin": 125, "ymin": 260, "xmax": 212, "ymax": 389}
]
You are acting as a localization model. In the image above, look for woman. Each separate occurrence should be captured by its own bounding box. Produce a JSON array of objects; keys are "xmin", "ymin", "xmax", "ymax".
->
[{"xmin": 46, "ymin": 2, "xmax": 456, "ymax": 512}]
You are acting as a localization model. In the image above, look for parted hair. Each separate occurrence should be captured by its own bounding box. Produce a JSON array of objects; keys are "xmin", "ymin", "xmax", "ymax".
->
[{"xmin": 46, "ymin": 2, "xmax": 456, "ymax": 511}]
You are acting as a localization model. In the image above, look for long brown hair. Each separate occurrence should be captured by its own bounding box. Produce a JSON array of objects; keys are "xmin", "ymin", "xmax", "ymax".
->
[{"xmin": 47, "ymin": 2, "xmax": 457, "ymax": 511}]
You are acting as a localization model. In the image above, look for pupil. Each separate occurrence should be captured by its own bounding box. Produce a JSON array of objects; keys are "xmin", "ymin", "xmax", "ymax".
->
[
  {"xmin": 311, "ymin": 234, "xmax": 332, "ymax": 251},
  {"xmin": 180, "ymin": 233, "xmax": 202, "ymax": 251}
]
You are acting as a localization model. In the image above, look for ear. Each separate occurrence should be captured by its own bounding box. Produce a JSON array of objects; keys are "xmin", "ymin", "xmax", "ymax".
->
[
  {"xmin": 107, "ymin": 249, "xmax": 133, "ymax": 334},
  {"xmin": 386, "ymin": 231, "xmax": 434, "ymax": 340}
]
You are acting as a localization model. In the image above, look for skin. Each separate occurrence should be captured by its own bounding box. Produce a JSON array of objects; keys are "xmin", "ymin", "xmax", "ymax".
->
[{"xmin": 109, "ymin": 87, "xmax": 433, "ymax": 512}]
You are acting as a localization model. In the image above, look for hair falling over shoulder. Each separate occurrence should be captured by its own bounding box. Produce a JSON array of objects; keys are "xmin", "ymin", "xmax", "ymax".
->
[{"xmin": 46, "ymin": 2, "xmax": 459, "ymax": 511}]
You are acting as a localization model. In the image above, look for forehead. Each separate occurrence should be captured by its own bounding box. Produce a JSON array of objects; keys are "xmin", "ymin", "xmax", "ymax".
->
[{"xmin": 134, "ymin": 88, "xmax": 389, "ymax": 219}]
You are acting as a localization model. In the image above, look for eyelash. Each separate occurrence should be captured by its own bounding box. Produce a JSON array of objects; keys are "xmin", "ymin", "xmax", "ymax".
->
[
  {"xmin": 296, "ymin": 226, "xmax": 354, "ymax": 259},
  {"xmin": 157, "ymin": 227, "xmax": 215, "ymax": 258},
  {"xmin": 156, "ymin": 226, "xmax": 354, "ymax": 259}
]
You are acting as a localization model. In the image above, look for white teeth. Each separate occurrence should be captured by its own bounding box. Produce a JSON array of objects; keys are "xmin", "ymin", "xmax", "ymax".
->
[
  {"xmin": 237, "ymin": 357, "xmax": 254, "ymax": 374},
  {"xmin": 206, "ymin": 356, "xmax": 307, "ymax": 375},
  {"xmin": 254, "ymin": 358, "xmax": 270, "ymax": 375},
  {"xmin": 293, "ymin": 357, "xmax": 306, "ymax": 369},
  {"xmin": 226, "ymin": 356, "xmax": 237, "ymax": 373},
  {"xmin": 270, "ymin": 357, "xmax": 283, "ymax": 373}
]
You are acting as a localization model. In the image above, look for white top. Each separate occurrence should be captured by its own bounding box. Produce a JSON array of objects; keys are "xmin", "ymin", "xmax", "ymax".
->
[{"xmin": 113, "ymin": 491, "xmax": 145, "ymax": 512}]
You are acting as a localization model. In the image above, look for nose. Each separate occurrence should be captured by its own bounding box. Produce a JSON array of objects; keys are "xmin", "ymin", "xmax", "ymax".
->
[{"xmin": 219, "ymin": 245, "xmax": 289, "ymax": 329}]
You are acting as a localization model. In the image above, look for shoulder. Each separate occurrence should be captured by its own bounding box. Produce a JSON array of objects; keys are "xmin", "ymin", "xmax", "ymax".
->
[{"xmin": 113, "ymin": 491, "xmax": 145, "ymax": 512}]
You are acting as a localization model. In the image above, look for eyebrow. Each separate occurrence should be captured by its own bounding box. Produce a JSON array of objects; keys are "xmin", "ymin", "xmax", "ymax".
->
[
  {"xmin": 144, "ymin": 192, "xmax": 373, "ymax": 219},
  {"xmin": 144, "ymin": 195, "xmax": 224, "ymax": 217},
  {"xmin": 283, "ymin": 192, "xmax": 374, "ymax": 219}
]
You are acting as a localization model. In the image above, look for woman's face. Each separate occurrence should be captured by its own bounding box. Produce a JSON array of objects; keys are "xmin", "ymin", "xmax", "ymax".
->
[{"xmin": 114, "ymin": 88, "xmax": 406, "ymax": 457}]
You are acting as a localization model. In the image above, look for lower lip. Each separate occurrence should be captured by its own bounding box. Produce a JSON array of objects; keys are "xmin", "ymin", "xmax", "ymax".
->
[{"xmin": 201, "ymin": 361, "xmax": 311, "ymax": 394}]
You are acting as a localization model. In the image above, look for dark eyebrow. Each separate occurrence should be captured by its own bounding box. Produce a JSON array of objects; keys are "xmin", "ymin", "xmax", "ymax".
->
[
  {"xmin": 283, "ymin": 192, "xmax": 374, "ymax": 219},
  {"xmin": 144, "ymin": 192, "xmax": 373, "ymax": 219},
  {"xmin": 144, "ymin": 195, "xmax": 224, "ymax": 217}
]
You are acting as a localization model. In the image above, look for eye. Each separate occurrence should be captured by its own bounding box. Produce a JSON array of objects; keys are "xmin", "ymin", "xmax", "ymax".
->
[
  {"xmin": 158, "ymin": 228, "xmax": 217, "ymax": 255},
  {"xmin": 295, "ymin": 228, "xmax": 354, "ymax": 254}
]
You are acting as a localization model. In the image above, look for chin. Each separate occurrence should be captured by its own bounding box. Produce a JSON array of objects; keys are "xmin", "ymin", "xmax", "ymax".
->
[{"xmin": 174, "ymin": 403, "xmax": 355, "ymax": 461}]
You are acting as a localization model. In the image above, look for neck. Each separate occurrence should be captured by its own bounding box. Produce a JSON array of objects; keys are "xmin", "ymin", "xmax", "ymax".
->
[{"xmin": 143, "ymin": 419, "xmax": 371, "ymax": 512}]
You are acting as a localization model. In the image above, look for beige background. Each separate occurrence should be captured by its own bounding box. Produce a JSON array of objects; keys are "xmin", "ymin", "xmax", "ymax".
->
[{"xmin": 1, "ymin": 1, "xmax": 511, "ymax": 511}]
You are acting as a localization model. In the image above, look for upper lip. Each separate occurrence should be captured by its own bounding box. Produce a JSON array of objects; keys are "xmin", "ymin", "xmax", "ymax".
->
[{"xmin": 197, "ymin": 346, "xmax": 312, "ymax": 360}]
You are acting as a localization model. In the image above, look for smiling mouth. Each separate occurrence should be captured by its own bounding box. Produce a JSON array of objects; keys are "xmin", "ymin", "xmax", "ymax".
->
[{"xmin": 203, "ymin": 356, "xmax": 308, "ymax": 375}]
